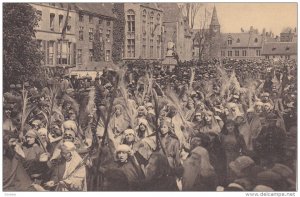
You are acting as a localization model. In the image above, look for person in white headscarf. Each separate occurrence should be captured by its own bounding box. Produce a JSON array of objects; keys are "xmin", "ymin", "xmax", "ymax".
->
[{"xmin": 45, "ymin": 141, "xmax": 86, "ymax": 191}]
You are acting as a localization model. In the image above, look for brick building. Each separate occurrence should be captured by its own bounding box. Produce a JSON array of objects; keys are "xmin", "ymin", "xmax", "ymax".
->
[
  {"xmin": 73, "ymin": 3, "xmax": 115, "ymax": 71},
  {"xmin": 123, "ymin": 3, "xmax": 163, "ymax": 60},
  {"xmin": 31, "ymin": 3, "xmax": 77, "ymax": 68}
]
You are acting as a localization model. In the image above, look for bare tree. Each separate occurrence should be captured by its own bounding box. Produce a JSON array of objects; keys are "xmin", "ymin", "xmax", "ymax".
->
[
  {"xmin": 179, "ymin": 3, "xmax": 203, "ymax": 28},
  {"xmin": 193, "ymin": 7, "xmax": 212, "ymax": 61},
  {"xmin": 190, "ymin": 3, "xmax": 203, "ymax": 29}
]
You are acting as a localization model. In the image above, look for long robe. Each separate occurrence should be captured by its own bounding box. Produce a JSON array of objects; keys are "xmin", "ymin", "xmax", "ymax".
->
[{"xmin": 3, "ymin": 156, "xmax": 33, "ymax": 191}]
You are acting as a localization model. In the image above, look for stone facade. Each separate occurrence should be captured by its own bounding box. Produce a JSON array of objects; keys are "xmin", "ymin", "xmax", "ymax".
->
[
  {"xmin": 123, "ymin": 3, "xmax": 163, "ymax": 60},
  {"xmin": 31, "ymin": 3, "xmax": 77, "ymax": 68}
]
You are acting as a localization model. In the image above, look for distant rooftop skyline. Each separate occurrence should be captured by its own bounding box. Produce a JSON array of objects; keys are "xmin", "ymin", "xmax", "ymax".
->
[{"xmin": 192, "ymin": 3, "xmax": 297, "ymax": 36}]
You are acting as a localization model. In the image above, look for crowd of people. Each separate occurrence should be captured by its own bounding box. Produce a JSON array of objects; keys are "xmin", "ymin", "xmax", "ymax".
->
[{"xmin": 3, "ymin": 58, "xmax": 297, "ymax": 191}]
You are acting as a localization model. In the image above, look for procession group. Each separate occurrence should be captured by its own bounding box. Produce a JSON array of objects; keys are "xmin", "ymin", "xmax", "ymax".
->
[{"xmin": 3, "ymin": 58, "xmax": 297, "ymax": 191}]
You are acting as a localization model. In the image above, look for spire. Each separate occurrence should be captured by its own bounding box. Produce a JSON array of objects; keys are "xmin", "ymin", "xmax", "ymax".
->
[{"xmin": 210, "ymin": 5, "xmax": 220, "ymax": 26}]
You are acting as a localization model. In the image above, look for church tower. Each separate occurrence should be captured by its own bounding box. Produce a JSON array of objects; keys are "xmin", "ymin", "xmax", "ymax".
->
[{"xmin": 209, "ymin": 5, "xmax": 221, "ymax": 58}]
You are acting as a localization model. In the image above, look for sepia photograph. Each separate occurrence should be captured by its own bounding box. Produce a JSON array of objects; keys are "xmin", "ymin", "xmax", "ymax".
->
[{"xmin": 2, "ymin": 1, "xmax": 298, "ymax": 193}]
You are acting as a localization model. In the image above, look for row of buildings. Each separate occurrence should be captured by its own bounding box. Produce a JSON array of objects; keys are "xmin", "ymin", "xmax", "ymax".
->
[
  {"xmin": 192, "ymin": 6, "xmax": 297, "ymax": 61},
  {"xmin": 31, "ymin": 3, "xmax": 194, "ymax": 74},
  {"xmin": 31, "ymin": 3, "xmax": 297, "ymax": 74}
]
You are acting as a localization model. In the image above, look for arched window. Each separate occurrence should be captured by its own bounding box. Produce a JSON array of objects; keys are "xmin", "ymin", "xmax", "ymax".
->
[
  {"xmin": 142, "ymin": 10, "xmax": 146, "ymax": 34},
  {"xmin": 150, "ymin": 11, "xmax": 154, "ymax": 33},
  {"xmin": 236, "ymin": 38, "xmax": 240, "ymax": 43},
  {"xmin": 157, "ymin": 13, "xmax": 160, "ymax": 21},
  {"xmin": 254, "ymin": 38, "xmax": 258, "ymax": 43},
  {"xmin": 127, "ymin": 10, "xmax": 135, "ymax": 32}
]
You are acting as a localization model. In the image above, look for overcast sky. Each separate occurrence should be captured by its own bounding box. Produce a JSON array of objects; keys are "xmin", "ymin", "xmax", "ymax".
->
[{"xmin": 193, "ymin": 3, "xmax": 297, "ymax": 36}]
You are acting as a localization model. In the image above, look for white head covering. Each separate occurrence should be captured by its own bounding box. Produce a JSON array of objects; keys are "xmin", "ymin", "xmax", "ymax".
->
[
  {"xmin": 62, "ymin": 120, "xmax": 78, "ymax": 134},
  {"xmin": 116, "ymin": 144, "xmax": 131, "ymax": 153},
  {"xmin": 124, "ymin": 129, "xmax": 136, "ymax": 137},
  {"xmin": 38, "ymin": 128, "xmax": 48, "ymax": 136}
]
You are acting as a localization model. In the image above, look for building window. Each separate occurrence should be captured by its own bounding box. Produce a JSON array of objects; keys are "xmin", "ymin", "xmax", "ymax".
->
[
  {"xmin": 254, "ymin": 38, "xmax": 258, "ymax": 43},
  {"xmin": 99, "ymin": 18, "xmax": 103, "ymax": 25},
  {"xmin": 142, "ymin": 45, "xmax": 146, "ymax": 58},
  {"xmin": 127, "ymin": 10, "xmax": 135, "ymax": 32},
  {"xmin": 242, "ymin": 50, "xmax": 247, "ymax": 56},
  {"xmin": 150, "ymin": 12, "xmax": 154, "ymax": 34},
  {"xmin": 105, "ymin": 50, "xmax": 110, "ymax": 61},
  {"xmin": 89, "ymin": 49, "xmax": 94, "ymax": 61},
  {"xmin": 66, "ymin": 16, "xmax": 72, "ymax": 32},
  {"xmin": 59, "ymin": 15, "xmax": 64, "ymax": 31},
  {"xmin": 50, "ymin": 13, "xmax": 55, "ymax": 31},
  {"xmin": 286, "ymin": 46, "xmax": 290, "ymax": 51},
  {"xmin": 150, "ymin": 39, "xmax": 154, "ymax": 58},
  {"xmin": 47, "ymin": 41, "xmax": 54, "ymax": 65},
  {"xmin": 236, "ymin": 38, "xmax": 240, "ymax": 43},
  {"xmin": 106, "ymin": 30, "xmax": 111, "ymax": 42},
  {"xmin": 266, "ymin": 55, "xmax": 269, "ymax": 60},
  {"xmin": 142, "ymin": 10, "xmax": 146, "ymax": 35},
  {"xmin": 77, "ymin": 49, "xmax": 82, "ymax": 64},
  {"xmin": 285, "ymin": 55, "xmax": 290, "ymax": 60},
  {"xmin": 79, "ymin": 14, "xmax": 84, "ymax": 22},
  {"xmin": 57, "ymin": 41, "xmax": 71, "ymax": 65},
  {"xmin": 235, "ymin": 50, "xmax": 239, "ymax": 56},
  {"xmin": 228, "ymin": 51, "xmax": 232, "ymax": 57},
  {"xmin": 79, "ymin": 27, "xmax": 84, "ymax": 41},
  {"xmin": 157, "ymin": 13, "xmax": 160, "ymax": 21},
  {"xmin": 106, "ymin": 20, "xmax": 111, "ymax": 27},
  {"xmin": 127, "ymin": 39, "xmax": 135, "ymax": 58},
  {"xmin": 228, "ymin": 39, "xmax": 232, "ymax": 45},
  {"xmin": 89, "ymin": 15, "xmax": 93, "ymax": 23},
  {"xmin": 89, "ymin": 28, "xmax": 94, "ymax": 42},
  {"xmin": 100, "ymin": 28, "xmax": 103, "ymax": 42},
  {"xmin": 256, "ymin": 50, "xmax": 261, "ymax": 56},
  {"xmin": 221, "ymin": 51, "xmax": 225, "ymax": 56}
]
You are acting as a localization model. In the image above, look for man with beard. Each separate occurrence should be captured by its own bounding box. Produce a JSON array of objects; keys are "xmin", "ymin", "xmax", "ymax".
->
[{"xmin": 45, "ymin": 141, "xmax": 87, "ymax": 191}]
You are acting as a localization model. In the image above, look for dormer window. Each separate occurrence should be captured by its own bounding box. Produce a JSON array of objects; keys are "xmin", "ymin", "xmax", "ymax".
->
[
  {"xmin": 236, "ymin": 38, "xmax": 240, "ymax": 43},
  {"xmin": 228, "ymin": 39, "xmax": 232, "ymax": 45},
  {"xmin": 286, "ymin": 46, "xmax": 290, "ymax": 51},
  {"xmin": 272, "ymin": 47, "xmax": 276, "ymax": 51}
]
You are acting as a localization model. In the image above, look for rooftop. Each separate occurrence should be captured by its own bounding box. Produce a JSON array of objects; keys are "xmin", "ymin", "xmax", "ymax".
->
[
  {"xmin": 261, "ymin": 42, "xmax": 297, "ymax": 55},
  {"xmin": 75, "ymin": 3, "xmax": 115, "ymax": 18}
]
